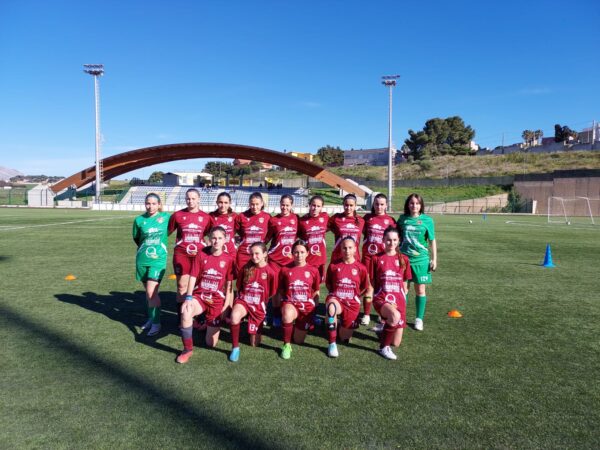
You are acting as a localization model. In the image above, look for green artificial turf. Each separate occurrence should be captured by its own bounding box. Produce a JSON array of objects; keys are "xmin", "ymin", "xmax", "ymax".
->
[{"xmin": 0, "ymin": 209, "xmax": 599, "ymax": 449}]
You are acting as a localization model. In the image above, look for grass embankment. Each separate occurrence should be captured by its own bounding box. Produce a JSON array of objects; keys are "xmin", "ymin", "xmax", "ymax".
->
[{"xmin": 1, "ymin": 209, "xmax": 598, "ymax": 448}]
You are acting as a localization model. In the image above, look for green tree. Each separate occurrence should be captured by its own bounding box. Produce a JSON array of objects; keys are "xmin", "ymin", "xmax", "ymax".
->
[
  {"xmin": 316, "ymin": 145, "xmax": 344, "ymax": 167},
  {"xmin": 404, "ymin": 116, "xmax": 475, "ymax": 159},
  {"xmin": 204, "ymin": 161, "xmax": 233, "ymax": 177},
  {"xmin": 554, "ymin": 124, "xmax": 578, "ymax": 143},
  {"xmin": 148, "ymin": 171, "xmax": 164, "ymax": 184}
]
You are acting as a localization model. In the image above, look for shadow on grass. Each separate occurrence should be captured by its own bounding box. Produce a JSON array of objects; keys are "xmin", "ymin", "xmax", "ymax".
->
[
  {"xmin": 0, "ymin": 303, "xmax": 281, "ymax": 450},
  {"xmin": 55, "ymin": 290, "xmax": 180, "ymax": 355},
  {"xmin": 0, "ymin": 255, "xmax": 11, "ymax": 263}
]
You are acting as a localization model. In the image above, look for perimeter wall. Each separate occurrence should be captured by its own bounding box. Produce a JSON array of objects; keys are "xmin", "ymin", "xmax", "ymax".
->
[{"xmin": 514, "ymin": 169, "xmax": 600, "ymax": 215}]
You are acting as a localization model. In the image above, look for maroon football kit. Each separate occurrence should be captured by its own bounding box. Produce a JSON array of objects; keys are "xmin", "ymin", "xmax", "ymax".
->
[
  {"xmin": 234, "ymin": 210, "xmax": 271, "ymax": 270},
  {"xmin": 326, "ymin": 259, "xmax": 369, "ymax": 329},
  {"xmin": 328, "ymin": 213, "xmax": 365, "ymax": 263},
  {"xmin": 298, "ymin": 212, "xmax": 329, "ymax": 279},
  {"xmin": 279, "ymin": 264, "xmax": 321, "ymax": 330},
  {"xmin": 361, "ymin": 213, "xmax": 396, "ymax": 273},
  {"xmin": 190, "ymin": 250, "xmax": 235, "ymax": 327},
  {"xmin": 234, "ymin": 264, "xmax": 278, "ymax": 334},
  {"xmin": 370, "ymin": 252, "xmax": 412, "ymax": 328},
  {"xmin": 168, "ymin": 208, "xmax": 211, "ymax": 276},
  {"xmin": 266, "ymin": 213, "xmax": 299, "ymax": 268},
  {"xmin": 208, "ymin": 210, "xmax": 238, "ymax": 257}
]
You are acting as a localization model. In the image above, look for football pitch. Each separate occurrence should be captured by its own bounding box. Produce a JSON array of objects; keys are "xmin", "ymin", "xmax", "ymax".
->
[{"xmin": 1, "ymin": 208, "xmax": 599, "ymax": 449}]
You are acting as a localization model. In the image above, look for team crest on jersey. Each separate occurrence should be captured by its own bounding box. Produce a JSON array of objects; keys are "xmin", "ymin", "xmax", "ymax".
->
[
  {"xmin": 157, "ymin": 217, "xmax": 164, "ymax": 224},
  {"xmin": 277, "ymin": 221, "xmax": 281, "ymax": 226},
  {"xmin": 228, "ymin": 217, "xmax": 233, "ymax": 222},
  {"xmin": 183, "ymin": 216, "xmax": 187, "ymax": 220},
  {"xmin": 220, "ymin": 261, "xmax": 226, "ymax": 268},
  {"xmin": 199, "ymin": 217, "xmax": 203, "ymax": 222},
  {"xmin": 291, "ymin": 219, "xmax": 295, "ymax": 225},
  {"xmin": 261, "ymin": 272, "xmax": 268, "ymax": 280},
  {"xmin": 395, "ymin": 260, "xmax": 400, "ymax": 266},
  {"xmin": 305, "ymin": 271, "xmax": 310, "ymax": 278},
  {"xmin": 417, "ymin": 220, "xmax": 422, "ymax": 225},
  {"xmin": 384, "ymin": 219, "xmax": 389, "ymax": 225},
  {"xmin": 351, "ymin": 269, "xmax": 358, "ymax": 276},
  {"xmin": 259, "ymin": 217, "xmax": 265, "ymax": 223},
  {"xmin": 319, "ymin": 217, "xmax": 324, "ymax": 223}
]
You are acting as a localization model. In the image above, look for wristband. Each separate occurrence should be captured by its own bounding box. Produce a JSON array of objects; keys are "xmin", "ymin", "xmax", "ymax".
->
[{"xmin": 185, "ymin": 295, "xmax": 193, "ymax": 301}]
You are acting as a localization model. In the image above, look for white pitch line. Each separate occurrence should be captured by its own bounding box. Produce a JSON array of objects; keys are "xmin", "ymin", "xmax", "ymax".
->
[
  {"xmin": 0, "ymin": 215, "xmax": 133, "ymax": 231},
  {"xmin": 504, "ymin": 220, "xmax": 597, "ymax": 230}
]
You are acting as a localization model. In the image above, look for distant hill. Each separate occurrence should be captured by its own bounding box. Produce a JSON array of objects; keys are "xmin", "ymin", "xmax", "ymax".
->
[{"xmin": 0, "ymin": 166, "xmax": 23, "ymax": 181}]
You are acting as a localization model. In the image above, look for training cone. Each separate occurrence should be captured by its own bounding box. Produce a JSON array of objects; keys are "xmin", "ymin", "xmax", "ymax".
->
[
  {"xmin": 168, "ymin": 274, "xmax": 177, "ymax": 280},
  {"xmin": 542, "ymin": 244, "xmax": 556, "ymax": 268},
  {"xmin": 447, "ymin": 309, "xmax": 463, "ymax": 318},
  {"xmin": 64, "ymin": 274, "xmax": 77, "ymax": 281}
]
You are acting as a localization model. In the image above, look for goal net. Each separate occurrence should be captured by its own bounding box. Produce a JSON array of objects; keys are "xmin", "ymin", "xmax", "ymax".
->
[{"xmin": 547, "ymin": 197, "xmax": 598, "ymax": 225}]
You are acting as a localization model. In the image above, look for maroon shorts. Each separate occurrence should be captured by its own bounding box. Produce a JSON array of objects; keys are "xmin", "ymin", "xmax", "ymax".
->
[
  {"xmin": 373, "ymin": 292, "xmax": 406, "ymax": 328},
  {"xmin": 283, "ymin": 301, "xmax": 315, "ymax": 331},
  {"xmin": 173, "ymin": 252, "xmax": 197, "ymax": 277},
  {"xmin": 326, "ymin": 295, "xmax": 360, "ymax": 329},
  {"xmin": 193, "ymin": 292, "xmax": 225, "ymax": 327},
  {"xmin": 234, "ymin": 299, "xmax": 266, "ymax": 335}
]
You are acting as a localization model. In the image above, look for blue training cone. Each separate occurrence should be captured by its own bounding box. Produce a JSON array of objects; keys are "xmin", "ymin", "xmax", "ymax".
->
[{"xmin": 542, "ymin": 244, "xmax": 556, "ymax": 268}]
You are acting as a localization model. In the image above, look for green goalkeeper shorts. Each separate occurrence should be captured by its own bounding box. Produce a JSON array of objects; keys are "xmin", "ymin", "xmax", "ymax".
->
[
  {"xmin": 136, "ymin": 264, "xmax": 166, "ymax": 283},
  {"xmin": 409, "ymin": 261, "xmax": 432, "ymax": 285}
]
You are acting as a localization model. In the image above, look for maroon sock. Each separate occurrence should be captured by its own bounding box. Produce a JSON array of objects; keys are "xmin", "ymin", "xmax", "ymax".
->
[
  {"xmin": 328, "ymin": 327, "xmax": 337, "ymax": 344},
  {"xmin": 381, "ymin": 324, "xmax": 396, "ymax": 348},
  {"xmin": 182, "ymin": 337, "xmax": 193, "ymax": 351},
  {"xmin": 231, "ymin": 323, "xmax": 241, "ymax": 348},
  {"xmin": 363, "ymin": 300, "xmax": 372, "ymax": 316},
  {"xmin": 282, "ymin": 322, "xmax": 293, "ymax": 344},
  {"xmin": 181, "ymin": 325, "xmax": 193, "ymax": 351}
]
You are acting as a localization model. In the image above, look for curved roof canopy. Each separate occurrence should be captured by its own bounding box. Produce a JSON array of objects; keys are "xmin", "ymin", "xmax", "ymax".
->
[{"xmin": 51, "ymin": 143, "xmax": 366, "ymax": 197}]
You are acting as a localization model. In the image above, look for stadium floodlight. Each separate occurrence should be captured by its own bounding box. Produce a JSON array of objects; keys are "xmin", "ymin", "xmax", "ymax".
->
[
  {"xmin": 83, "ymin": 64, "xmax": 105, "ymax": 204},
  {"xmin": 381, "ymin": 75, "xmax": 400, "ymax": 212}
]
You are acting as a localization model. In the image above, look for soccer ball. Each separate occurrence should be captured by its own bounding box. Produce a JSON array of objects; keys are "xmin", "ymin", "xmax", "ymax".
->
[
  {"xmin": 469, "ymin": 220, "xmax": 473, "ymax": 224},
  {"xmin": 567, "ymin": 221, "xmax": 571, "ymax": 225}
]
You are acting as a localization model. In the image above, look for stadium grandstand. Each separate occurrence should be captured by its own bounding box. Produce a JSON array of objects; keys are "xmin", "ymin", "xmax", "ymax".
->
[{"xmin": 120, "ymin": 185, "xmax": 310, "ymax": 213}]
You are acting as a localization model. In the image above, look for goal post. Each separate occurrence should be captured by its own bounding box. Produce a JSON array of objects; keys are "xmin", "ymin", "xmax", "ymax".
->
[{"xmin": 548, "ymin": 196, "xmax": 598, "ymax": 225}]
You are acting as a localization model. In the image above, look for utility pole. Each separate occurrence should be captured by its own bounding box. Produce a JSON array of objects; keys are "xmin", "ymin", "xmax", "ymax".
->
[
  {"xmin": 381, "ymin": 75, "xmax": 400, "ymax": 212},
  {"xmin": 83, "ymin": 64, "xmax": 105, "ymax": 204}
]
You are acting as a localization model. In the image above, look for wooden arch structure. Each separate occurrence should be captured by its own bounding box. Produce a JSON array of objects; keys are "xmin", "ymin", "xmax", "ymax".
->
[{"xmin": 51, "ymin": 143, "xmax": 366, "ymax": 197}]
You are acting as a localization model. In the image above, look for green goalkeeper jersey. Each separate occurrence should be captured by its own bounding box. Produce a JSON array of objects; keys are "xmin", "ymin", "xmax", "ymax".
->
[
  {"xmin": 132, "ymin": 211, "xmax": 171, "ymax": 267},
  {"xmin": 397, "ymin": 213, "xmax": 436, "ymax": 264}
]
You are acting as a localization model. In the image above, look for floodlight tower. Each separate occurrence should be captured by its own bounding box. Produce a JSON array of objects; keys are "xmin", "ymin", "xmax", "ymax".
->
[
  {"xmin": 382, "ymin": 74, "xmax": 400, "ymax": 212},
  {"xmin": 83, "ymin": 64, "xmax": 105, "ymax": 204}
]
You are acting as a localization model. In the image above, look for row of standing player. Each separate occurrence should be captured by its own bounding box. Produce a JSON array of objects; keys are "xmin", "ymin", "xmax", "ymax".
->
[{"xmin": 132, "ymin": 189, "xmax": 437, "ymax": 362}]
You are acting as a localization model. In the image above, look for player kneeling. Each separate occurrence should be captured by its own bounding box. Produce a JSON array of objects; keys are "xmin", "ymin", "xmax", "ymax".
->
[
  {"xmin": 278, "ymin": 240, "xmax": 321, "ymax": 360},
  {"xmin": 325, "ymin": 237, "xmax": 370, "ymax": 358},
  {"xmin": 371, "ymin": 227, "xmax": 412, "ymax": 360},
  {"xmin": 176, "ymin": 227, "xmax": 235, "ymax": 364},
  {"xmin": 229, "ymin": 242, "xmax": 278, "ymax": 362}
]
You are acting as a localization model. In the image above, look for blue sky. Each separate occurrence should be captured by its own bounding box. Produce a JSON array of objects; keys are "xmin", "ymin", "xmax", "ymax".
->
[{"xmin": 1, "ymin": 0, "xmax": 598, "ymax": 178}]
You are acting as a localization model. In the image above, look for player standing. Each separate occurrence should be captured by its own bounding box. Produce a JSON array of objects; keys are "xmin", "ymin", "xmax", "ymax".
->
[
  {"xmin": 266, "ymin": 194, "xmax": 299, "ymax": 327},
  {"xmin": 229, "ymin": 242, "xmax": 278, "ymax": 362},
  {"xmin": 168, "ymin": 188, "xmax": 211, "ymax": 313},
  {"xmin": 298, "ymin": 195, "xmax": 329, "ymax": 281},
  {"xmin": 325, "ymin": 237, "xmax": 370, "ymax": 358},
  {"xmin": 397, "ymin": 193, "xmax": 437, "ymax": 331},
  {"xmin": 176, "ymin": 227, "xmax": 235, "ymax": 364},
  {"xmin": 234, "ymin": 192, "xmax": 271, "ymax": 272},
  {"xmin": 371, "ymin": 227, "xmax": 412, "ymax": 360},
  {"xmin": 132, "ymin": 193, "xmax": 170, "ymax": 336},
  {"xmin": 208, "ymin": 192, "xmax": 238, "ymax": 257},
  {"xmin": 328, "ymin": 194, "xmax": 365, "ymax": 263},
  {"xmin": 278, "ymin": 240, "xmax": 321, "ymax": 360},
  {"xmin": 360, "ymin": 193, "xmax": 395, "ymax": 326}
]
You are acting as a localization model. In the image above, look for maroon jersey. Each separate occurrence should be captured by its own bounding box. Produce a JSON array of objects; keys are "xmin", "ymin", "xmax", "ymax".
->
[
  {"xmin": 267, "ymin": 213, "xmax": 299, "ymax": 267},
  {"xmin": 235, "ymin": 210, "xmax": 271, "ymax": 257},
  {"xmin": 328, "ymin": 213, "xmax": 365, "ymax": 263},
  {"xmin": 191, "ymin": 250, "xmax": 235, "ymax": 300},
  {"xmin": 279, "ymin": 264, "xmax": 320, "ymax": 309},
  {"xmin": 236, "ymin": 264, "xmax": 278, "ymax": 307},
  {"xmin": 362, "ymin": 213, "xmax": 396, "ymax": 261},
  {"xmin": 168, "ymin": 208, "xmax": 211, "ymax": 255},
  {"xmin": 370, "ymin": 252, "xmax": 411, "ymax": 303},
  {"xmin": 209, "ymin": 210, "xmax": 238, "ymax": 256},
  {"xmin": 325, "ymin": 260, "xmax": 369, "ymax": 307},
  {"xmin": 298, "ymin": 212, "xmax": 329, "ymax": 268}
]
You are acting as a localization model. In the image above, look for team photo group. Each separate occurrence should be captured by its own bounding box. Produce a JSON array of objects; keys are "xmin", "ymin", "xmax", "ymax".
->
[{"xmin": 132, "ymin": 189, "xmax": 437, "ymax": 363}]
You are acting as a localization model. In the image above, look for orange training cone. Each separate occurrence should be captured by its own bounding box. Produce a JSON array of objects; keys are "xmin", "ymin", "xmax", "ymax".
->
[
  {"xmin": 168, "ymin": 274, "xmax": 177, "ymax": 280},
  {"xmin": 447, "ymin": 309, "xmax": 463, "ymax": 318},
  {"xmin": 64, "ymin": 274, "xmax": 77, "ymax": 281}
]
